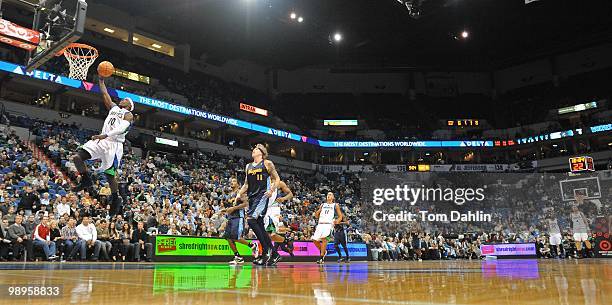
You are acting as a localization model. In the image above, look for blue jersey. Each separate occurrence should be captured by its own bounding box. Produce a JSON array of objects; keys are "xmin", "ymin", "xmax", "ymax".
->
[{"xmin": 246, "ymin": 161, "xmax": 270, "ymax": 201}]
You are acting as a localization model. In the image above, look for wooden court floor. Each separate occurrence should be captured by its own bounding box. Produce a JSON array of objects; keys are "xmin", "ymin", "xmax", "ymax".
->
[{"xmin": 0, "ymin": 259, "xmax": 609, "ymax": 305}]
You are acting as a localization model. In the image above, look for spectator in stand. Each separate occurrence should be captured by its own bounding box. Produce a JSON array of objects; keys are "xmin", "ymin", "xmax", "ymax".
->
[
  {"xmin": 33, "ymin": 215, "xmax": 57, "ymax": 260},
  {"xmin": 56, "ymin": 196, "xmax": 71, "ymax": 218},
  {"xmin": 130, "ymin": 221, "xmax": 152, "ymax": 262},
  {"xmin": 7, "ymin": 215, "xmax": 34, "ymax": 261},
  {"xmin": 99, "ymin": 182, "xmax": 112, "ymax": 204},
  {"xmin": 23, "ymin": 214, "xmax": 37, "ymax": 236},
  {"xmin": 61, "ymin": 217, "xmax": 81, "ymax": 261},
  {"xmin": 76, "ymin": 216, "xmax": 101, "ymax": 261},
  {"xmin": 158, "ymin": 218, "xmax": 169, "ymax": 235},
  {"xmin": 18, "ymin": 186, "xmax": 39, "ymax": 216},
  {"xmin": 49, "ymin": 220, "xmax": 62, "ymax": 258},
  {"xmin": 119, "ymin": 223, "xmax": 132, "ymax": 260},
  {"xmin": 40, "ymin": 192, "xmax": 51, "ymax": 208},
  {"xmin": 166, "ymin": 224, "xmax": 181, "ymax": 235},
  {"xmin": 0, "ymin": 218, "xmax": 11, "ymax": 261},
  {"xmin": 5, "ymin": 206, "xmax": 16, "ymax": 225},
  {"xmin": 109, "ymin": 222, "xmax": 125, "ymax": 261},
  {"xmin": 35, "ymin": 205, "xmax": 49, "ymax": 219},
  {"xmin": 96, "ymin": 219, "xmax": 112, "ymax": 261}
]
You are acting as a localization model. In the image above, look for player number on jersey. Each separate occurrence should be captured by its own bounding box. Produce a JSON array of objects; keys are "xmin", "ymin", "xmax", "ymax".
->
[
  {"xmin": 257, "ymin": 174, "xmax": 263, "ymax": 181},
  {"xmin": 109, "ymin": 117, "xmax": 116, "ymax": 127}
]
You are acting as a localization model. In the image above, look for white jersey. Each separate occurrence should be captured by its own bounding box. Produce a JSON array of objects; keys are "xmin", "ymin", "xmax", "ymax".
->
[
  {"xmin": 318, "ymin": 203, "xmax": 336, "ymax": 224},
  {"xmin": 548, "ymin": 219, "xmax": 561, "ymax": 234},
  {"xmin": 571, "ymin": 211, "xmax": 588, "ymax": 232},
  {"xmin": 102, "ymin": 105, "xmax": 130, "ymax": 143}
]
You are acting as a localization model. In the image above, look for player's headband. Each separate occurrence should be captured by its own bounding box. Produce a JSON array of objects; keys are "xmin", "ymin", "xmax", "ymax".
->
[
  {"xmin": 255, "ymin": 144, "xmax": 268, "ymax": 158},
  {"xmin": 123, "ymin": 97, "xmax": 134, "ymax": 111}
]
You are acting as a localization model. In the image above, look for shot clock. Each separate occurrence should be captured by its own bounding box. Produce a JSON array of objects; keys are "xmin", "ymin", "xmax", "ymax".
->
[{"xmin": 569, "ymin": 156, "xmax": 595, "ymax": 173}]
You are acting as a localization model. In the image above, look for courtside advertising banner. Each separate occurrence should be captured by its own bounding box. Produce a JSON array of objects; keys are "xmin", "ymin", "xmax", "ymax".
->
[
  {"xmin": 480, "ymin": 243, "xmax": 537, "ymax": 256},
  {"xmin": 155, "ymin": 235, "xmax": 369, "ymax": 260},
  {"xmin": 155, "ymin": 235, "xmax": 252, "ymax": 257},
  {"xmin": 252, "ymin": 241, "xmax": 369, "ymax": 258},
  {"xmin": 360, "ymin": 171, "xmax": 611, "ymax": 254}
]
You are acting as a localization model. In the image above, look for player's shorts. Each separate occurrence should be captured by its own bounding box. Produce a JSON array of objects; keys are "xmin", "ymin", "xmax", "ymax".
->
[
  {"xmin": 312, "ymin": 223, "xmax": 333, "ymax": 241},
  {"xmin": 223, "ymin": 217, "xmax": 244, "ymax": 240},
  {"xmin": 573, "ymin": 232, "xmax": 589, "ymax": 242},
  {"xmin": 81, "ymin": 139, "xmax": 123, "ymax": 175},
  {"xmin": 334, "ymin": 227, "xmax": 347, "ymax": 240},
  {"xmin": 247, "ymin": 194, "xmax": 268, "ymax": 219},
  {"xmin": 549, "ymin": 233, "xmax": 562, "ymax": 246},
  {"xmin": 264, "ymin": 206, "xmax": 281, "ymax": 233}
]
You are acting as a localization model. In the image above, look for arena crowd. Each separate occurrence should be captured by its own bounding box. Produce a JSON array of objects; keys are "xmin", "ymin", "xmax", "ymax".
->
[{"xmin": 0, "ymin": 118, "xmax": 607, "ymax": 262}]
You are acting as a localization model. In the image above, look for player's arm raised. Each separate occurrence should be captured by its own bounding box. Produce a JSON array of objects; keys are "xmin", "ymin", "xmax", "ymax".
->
[
  {"xmin": 276, "ymin": 181, "xmax": 293, "ymax": 203},
  {"xmin": 264, "ymin": 160, "xmax": 280, "ymax": 198},
  {"xmin": 98, "ymin": 77, "xmax": 116, "ymax": 110}
]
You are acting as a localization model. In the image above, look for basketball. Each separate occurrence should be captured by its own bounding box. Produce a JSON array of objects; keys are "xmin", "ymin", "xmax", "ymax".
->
[{"xmin": 97, "ymin": 61, "xmax": 114, "ymax": 78}]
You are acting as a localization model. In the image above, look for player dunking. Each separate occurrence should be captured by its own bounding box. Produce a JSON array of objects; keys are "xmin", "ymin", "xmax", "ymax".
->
[
  {"xmin": 312, "ymin": 192, "xmax": 344, "ymax": 264},
  {"xmin": 71, "ymin": 76, "xmax": 133, "ymax": 216},
  {"xmin": 234, "ymin": 144, "xmax": 282, "ymax": 266},
  {"xmin": 221, "ymin": 177, "xmax": 258, "ymax": 264}
]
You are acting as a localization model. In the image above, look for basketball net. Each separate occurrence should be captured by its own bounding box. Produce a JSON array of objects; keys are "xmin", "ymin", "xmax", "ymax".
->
[{"xmin": 61, "ymin": 43, "xmax": 99, "ymax": 80}]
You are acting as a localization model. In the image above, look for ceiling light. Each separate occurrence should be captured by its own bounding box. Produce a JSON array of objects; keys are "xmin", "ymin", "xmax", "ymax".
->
[
  {"xmin": 290, "ymin": 12, "xmax": 297, "ymax": 19},
  {"xmin": 298, "ymin": 16, "xmax": 304, "ymax": 23},
  {"xmin": 152, "ymin": 43, "xmax": 162, "ymax": 49},
  {"xmin": 333, "ymin": 33, "xmax": 342, "ymax": 42},
  {"xmin": 103, "ymin": 28, "xmax": 115, "ymax": 34},
  {"xmin": 133, "ymin": 37, "xmax": 139, "ymax": 41},
  {"xmin": 461, "ymin": 31, "xmax": 469, "ymax": 38}
]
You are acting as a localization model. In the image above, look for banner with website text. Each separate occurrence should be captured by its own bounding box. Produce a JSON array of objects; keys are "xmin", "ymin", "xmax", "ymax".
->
[{"xmin": 360, "ymin": 171, "xmax": 611, "ymax": 257}]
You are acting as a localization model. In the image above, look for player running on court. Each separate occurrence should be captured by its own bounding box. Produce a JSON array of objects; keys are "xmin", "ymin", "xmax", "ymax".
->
[
  {"xmin": 234, "ymin": 144, "xmax": 282, "ymax": 266},
  {"xmin": 312, "ymin": 192, "xmax": 344, "ymax": 264},
  {"xmin": 221, "ymin": 177, "xmax": 258, "ymax": 264},
  {"xmin": 264, "ymin": 180, "xmax": 293, "ymax": 245},
  {"xmin": 333, "ymin": 212, "xmax": 350, "ymax": 263},
  {"xmin": 71, "ymin": 76, "xmax": 133, "ymax": 216}
]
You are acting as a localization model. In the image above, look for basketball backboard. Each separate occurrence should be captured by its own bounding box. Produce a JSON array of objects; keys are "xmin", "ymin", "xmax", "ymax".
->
[
  {"xmin": 27, "ymin": 0, "xmax": 88, "ymax": 72},
  {"xmin": 0, "ymin": 0, "xmax": 87, "ymax": 72}
]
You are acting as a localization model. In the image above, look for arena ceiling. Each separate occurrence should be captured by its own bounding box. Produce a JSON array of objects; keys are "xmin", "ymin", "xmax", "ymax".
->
[{"xmin": 85, "ymin": 0, "xmax": 612, "ymax": 69}]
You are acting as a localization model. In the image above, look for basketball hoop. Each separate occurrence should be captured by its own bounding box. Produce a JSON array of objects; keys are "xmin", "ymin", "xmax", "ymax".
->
[{"xmin": 60, "ymin": 43, "xmax": 99, "ymax": 80}]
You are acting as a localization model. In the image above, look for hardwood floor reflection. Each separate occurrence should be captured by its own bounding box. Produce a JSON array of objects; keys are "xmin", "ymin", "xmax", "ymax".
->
[{"xmin": 0, "ymin": 260, "xmax": 609, "ymax": 305}]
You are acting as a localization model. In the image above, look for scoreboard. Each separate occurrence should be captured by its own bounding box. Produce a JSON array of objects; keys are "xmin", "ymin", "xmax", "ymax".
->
[
  {"xmin": 407, "ymin": 164, "xmax": 430, "ymax": 172},
  {"xmin": 569, "ymin": 156, "xmax": 594, "ymax": 173}
]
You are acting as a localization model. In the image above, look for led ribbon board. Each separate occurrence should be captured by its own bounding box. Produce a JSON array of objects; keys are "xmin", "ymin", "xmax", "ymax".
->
[{"xmin": 0, "ymin": 60, "xmax": 597, "ymax": 149}]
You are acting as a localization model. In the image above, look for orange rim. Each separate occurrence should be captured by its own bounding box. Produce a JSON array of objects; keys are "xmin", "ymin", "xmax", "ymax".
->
[{"xmin": 58, "ymin": 43, "xmax": 99, "ymax": 59}]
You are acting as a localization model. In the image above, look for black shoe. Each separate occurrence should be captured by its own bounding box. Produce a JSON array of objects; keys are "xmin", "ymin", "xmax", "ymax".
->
[
  {"xmin": 266, "ymin": 252, "xmax": 281, "ymax": 266},
  {"xmin": 252, "ymin": 257, "xmax": 265, "ymax": 266},
  {"xmin": 337, "ymin": 258, "xmax": 344, "ymax": 263},
  {"xmin": 345, "ymin": 258, "xmax": 350, "ymax": 263}
]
